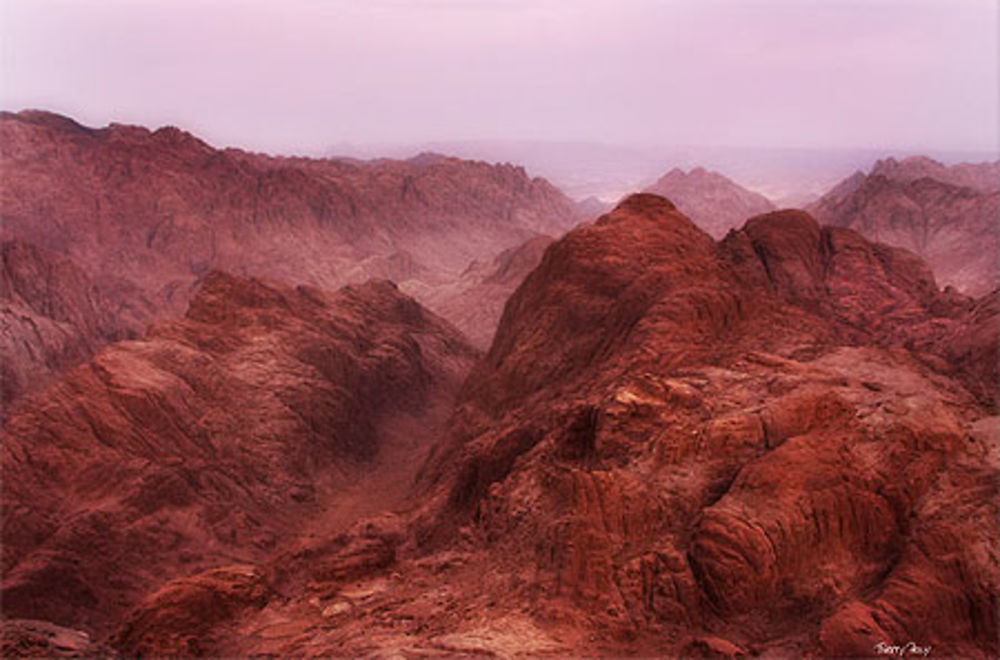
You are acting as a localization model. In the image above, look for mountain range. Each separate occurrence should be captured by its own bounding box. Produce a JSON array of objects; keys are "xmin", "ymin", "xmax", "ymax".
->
[
  {"xmin": 0, "ymin": 110, "xmax": 585, "ymax": 407},
  {"xmin": 1, "ymin": 113, "xmax": 997, "ymax": 658}
]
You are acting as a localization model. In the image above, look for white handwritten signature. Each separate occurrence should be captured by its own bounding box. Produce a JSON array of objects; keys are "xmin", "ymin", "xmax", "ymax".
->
[{"xmin": 873, "ymin": 641, "xmax": 932, "ymax": 657}]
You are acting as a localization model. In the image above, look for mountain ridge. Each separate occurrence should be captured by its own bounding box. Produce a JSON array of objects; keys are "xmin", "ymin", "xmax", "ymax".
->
[
  {"xmin": 0, "ymin": 109, "xmax": 582, "ymax": 407},
  {"xmin": 808, "ymin": 156, "xmax": 1000, "ymax": 296}
]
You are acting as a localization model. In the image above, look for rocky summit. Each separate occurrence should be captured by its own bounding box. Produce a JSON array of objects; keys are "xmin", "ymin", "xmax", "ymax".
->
[
  {"xmin": 397, "ymin": 194, "xmax": 997, "ymax": 658},
  {"xmin": 4, "ymin": 191, "xmax": 993, "ymax": 658}
]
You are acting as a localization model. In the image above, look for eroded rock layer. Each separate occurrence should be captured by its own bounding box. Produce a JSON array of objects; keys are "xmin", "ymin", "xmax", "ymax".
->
[
  {"xmin": 1, "ymin": 272, "xmax": 477, "ymax": 651},
  {"xmin": 393, "ymin": 195, "xmax": 997, "ymax": 658}
]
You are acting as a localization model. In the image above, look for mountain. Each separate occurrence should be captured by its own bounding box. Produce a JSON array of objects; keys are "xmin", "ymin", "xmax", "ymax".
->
[
  {"xmin": 643, "ymin": 167, "xmax": 776, "ymax": 237},
  {"xmin": 0, "ymin": 110, "xmax": 580, "ymax": 406},
  {"xmin": 809, "ymin": 156, "xmax": 1000, "ymax": 296},
  {"xmin": 3, "ymin": 105, "xmax": 998, "ymax": 658},
  {"xmin": 397, "ymin": 195, "xmax": 997, "ymax": 658},
  {"xmin": 869, "ymin": 155, "xmax": 1000, "ymax": 193},
  {"xmin": 1, "ymin": 271, "xmax": 478, "ymax": 652},
  {"xmin": 348, "ymin": 139, "xmax": 994, "ymax": 207}
]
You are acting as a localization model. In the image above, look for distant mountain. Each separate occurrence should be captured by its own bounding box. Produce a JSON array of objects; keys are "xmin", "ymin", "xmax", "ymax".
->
[
  {"xmin": 870, "ymin": 155, "xmax": 1000, "ymax": 193},
  {"xmin": 809, "ymin": 156, "xmax": 1000, "ymax": 296},
  {"xmin": 643, "ymin": 167, "xmax": 776, "ymax": 237},
  {"xmin": 0, "ymin": 110, "xmax": 581, "ymax": 406},
  {"xmin": 575, "ymin": 195, "xmax": 613, "ymax": 219},
  {"xmin": 404, "ymin": 235, "xmax": 555, "ymax": 348}
]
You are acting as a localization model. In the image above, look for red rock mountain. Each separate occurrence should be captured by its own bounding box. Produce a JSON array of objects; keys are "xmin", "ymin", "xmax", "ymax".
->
[
  {"xmin": 809, "ymin": 156, "xmax": 1000, "ymax": 296},
  {"xmin": 644, "ymin": 166, "xmax": 776, "ymax": 238},
  {"xmin": 0, "ymin": 110, "xmax": 579, "ymax": 406},
  {"xmin": 8, "ymin": 195, "xmax": 991, "ymax": 657},
  {"xmin": 399, "ymin": 195, "xmax": 997, "ymax": 658},
  {"xmin": 1, "ymin": 271, "xmax": 477, "ymax": 654},
  {"xmin": 0, "ymin": 240, "xmax": 148, "ymax": 408}
]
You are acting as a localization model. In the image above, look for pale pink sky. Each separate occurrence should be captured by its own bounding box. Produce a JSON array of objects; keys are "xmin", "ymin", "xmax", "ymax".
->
[{"xmin": 1, "ymin": 0, "xmax": 997, "ymax": 155}]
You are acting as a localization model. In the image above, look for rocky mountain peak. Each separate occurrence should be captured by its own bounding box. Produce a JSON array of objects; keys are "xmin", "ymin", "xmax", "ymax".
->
[{"xmin": 643, "ymin": 166, "xmax": 776, "ymax": 238}]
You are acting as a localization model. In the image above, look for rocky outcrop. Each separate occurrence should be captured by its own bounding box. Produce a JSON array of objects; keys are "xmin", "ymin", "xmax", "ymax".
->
[
  {"xmin": 399, "ymin": 195, "xmax": 998, "ymax": 658},
  {"xmin": 0, "ymin": 272, "xmax": 477, "ymax": 638},
  {"xmin": 0, "ymin": 619, "xmax": 110, "ymax": 658},
  {"xmin": 109, "ymin": 565, "xmax": 272, "ymax": 657},
  {"xmin": 0, "ymin": 110, "xmax": 578, "ymax": 405},
  {"xmin": 644, "ymin": 167, "xmax": 776, "ymax": 238},
  {"xmin": 809, "ymin": 156, "xmax": 1000, "ymax": 296}
]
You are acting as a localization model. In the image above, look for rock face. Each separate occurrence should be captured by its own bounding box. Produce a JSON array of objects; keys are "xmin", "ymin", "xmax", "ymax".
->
[
  {"xmin": 0, "ymin": 271, "xmax": 478, "ymax": 652},
  {"xmin": 393, "ymin": 195, "xmax": 995, "ymax": 658},
  {"xmin": 0, "ymin": 240, "xmax": 145, "ymax": 411},
  {"xmin": 644, "ymin": 167, "xmax": 776, "ymax": 238},
  {"xmin": 0, "ymin": 110, "xmax": 578, "ymax": 405},
  {"xmin": 809, "ymin": 156, "xmax": 1000, "ymax": 296},
  {"xmin": 0, "ymin": 619, "xmax": 110, "ymax": 658}
]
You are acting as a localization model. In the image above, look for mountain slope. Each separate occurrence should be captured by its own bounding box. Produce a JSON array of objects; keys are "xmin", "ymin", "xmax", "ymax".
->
[
  {"xmin": 869, "ymin": 155, "xmax": 1000, "ymax": 193},
  {"xmin": 393, "ymin": 195, "xmax": 997, "ymax": 658},
  {"xmin": 0, "ymin": 110, "xmax": 579, "ymax": 405},
  {"xmin": 1, "ymin": 272, "xmax": 478, "ymax": 643},
  {"xmin": 0, "ymin": 240, "xmax": 148, "ymax": 411},
  {"xmin": 403, "ymin": 235, "xmax": 555, "ymax": 348},
  {"xmin": 89, "ymin": 194, "xmax": 996, "ymax": 659},
  {"xmin": 809, "ymin": 156, "xmax": 1000, "ymax": 295},
  {"xmin": 643, "ymin": 166, "xmax": 776, "ymax": 238}
]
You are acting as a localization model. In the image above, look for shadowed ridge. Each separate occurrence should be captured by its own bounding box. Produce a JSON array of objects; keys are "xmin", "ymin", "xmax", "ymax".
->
[
  {"xmin": 733, "ymin": 208, "xmax": 827, "ymax": 299},
  {"xmin": 808, "ymin": 158, "xmax": 1000, "ymax": 295},
  {"xmin": 743, "ymin": 207, "xmax": 821, "ymax": 235}
]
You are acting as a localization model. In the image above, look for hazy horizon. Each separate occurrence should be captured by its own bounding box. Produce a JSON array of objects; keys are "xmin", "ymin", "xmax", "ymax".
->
[{"xmin": 1, "ymin": 0, "xmax": 997, "ymax": 158}]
